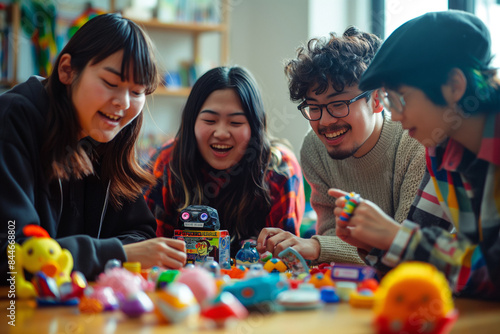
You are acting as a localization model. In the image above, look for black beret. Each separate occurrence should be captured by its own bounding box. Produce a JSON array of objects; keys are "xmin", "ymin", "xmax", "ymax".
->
[{"xmin": 359, "ymin": 10, "xmax": 491, "ymax": 90}]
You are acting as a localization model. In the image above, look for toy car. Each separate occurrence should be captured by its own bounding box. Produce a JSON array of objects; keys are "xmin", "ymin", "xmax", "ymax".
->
[{"xmin": 179, "ymin": 205, "xmax": 220, "ymax": 230}]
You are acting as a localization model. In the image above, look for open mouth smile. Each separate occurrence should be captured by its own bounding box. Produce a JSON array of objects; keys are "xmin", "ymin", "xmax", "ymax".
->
[
  {"xmin": 99, "ymin": 111, "xmax": 122, "ymax": 121},
  {"xmin": 324, "ymin": 127, "xmax": 348, "ymax": 139},
  {"xmin": 211, "ymin": 144, "xmax": 233, "ymax": 152}
]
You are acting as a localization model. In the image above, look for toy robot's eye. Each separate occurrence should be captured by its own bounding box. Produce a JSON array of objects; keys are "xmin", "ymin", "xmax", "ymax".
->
[
  {"xmin": 27, "ymin": 248, "xmax": 33, "ymax": 256},
  {"xmin": 199, "ymin": 212, "xmax": 208, "ymax": 221},
  {"xmin": 181, "ymin": 212, "xmax": 191, "ymax": 221}
]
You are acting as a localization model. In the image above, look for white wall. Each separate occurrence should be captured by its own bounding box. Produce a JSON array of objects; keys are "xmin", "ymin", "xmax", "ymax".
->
[
  {"xmin": 229, "ymin": 0, "xmax": 309, "ymax": 155},
  {"xmin": 4, "ymin": 0, "xmax": 372, "ymax": 157},
  {"xmin": 229, "ymin": 0, "xmax": 371, "ymax": 156}
]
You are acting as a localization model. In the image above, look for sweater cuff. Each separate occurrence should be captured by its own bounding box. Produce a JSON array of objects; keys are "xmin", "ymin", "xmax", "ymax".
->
[
  {"xmin": 311, "ymin": 235, "xmax": 365, "ymax": 265},
  {"xmin": 382, "ymin": 219, "xmax": 417, "ymax": 267}
]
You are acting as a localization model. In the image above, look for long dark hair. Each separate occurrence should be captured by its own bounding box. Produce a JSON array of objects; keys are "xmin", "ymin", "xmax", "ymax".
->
[
  {"xmin": 169, "ymin": 66, "xmax": 280, "ymax": 239},
  {"xmin": 42, "ymin": 13, "xmax": 160, "ymax": 208}
]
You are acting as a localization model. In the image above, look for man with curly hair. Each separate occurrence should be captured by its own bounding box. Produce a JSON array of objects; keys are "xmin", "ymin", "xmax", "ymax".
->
[{"xmin": 257, "ymin": 27, "xmax": 425, "ymax": 265}]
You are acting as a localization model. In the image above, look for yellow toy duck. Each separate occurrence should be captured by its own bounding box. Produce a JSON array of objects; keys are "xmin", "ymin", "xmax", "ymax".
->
[{"xmin": 14, "ymin": 225, "xmax": 73, "ymax": 298}]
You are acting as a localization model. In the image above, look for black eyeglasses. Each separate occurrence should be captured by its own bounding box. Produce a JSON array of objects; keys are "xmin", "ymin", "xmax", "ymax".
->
[
  {"xmin": 297, "ymin": 90, "xmax": 373, "ymax": 121},
  {"xmin": 377, "ymin": 88, "xmax": 406, "ymax": 114}
]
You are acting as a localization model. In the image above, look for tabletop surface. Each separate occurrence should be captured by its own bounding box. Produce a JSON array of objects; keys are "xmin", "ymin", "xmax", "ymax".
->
[{"xmin": 1, "ymin": 289, "xmax": 500, "ymax": 334}]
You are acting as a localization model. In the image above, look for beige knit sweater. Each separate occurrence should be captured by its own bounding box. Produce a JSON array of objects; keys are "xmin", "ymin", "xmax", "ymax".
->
[{"xmin": 300, "ymin": 113, "xmax": 426, "ymax": 264}]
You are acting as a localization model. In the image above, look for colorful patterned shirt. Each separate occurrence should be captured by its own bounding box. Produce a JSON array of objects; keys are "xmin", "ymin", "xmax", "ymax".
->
[
  {"xmin": 144, "ymin": 139, "xmax": 305, "ymax": 256},
  {"xmin": 367, "ymin": 112, "xmax": 500, "ymax": 300}
]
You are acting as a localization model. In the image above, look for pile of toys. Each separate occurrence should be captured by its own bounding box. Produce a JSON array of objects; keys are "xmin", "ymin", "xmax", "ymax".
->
[{"xmin": 13, "ymin": 213, "xmax": 458, "ymax": 333}]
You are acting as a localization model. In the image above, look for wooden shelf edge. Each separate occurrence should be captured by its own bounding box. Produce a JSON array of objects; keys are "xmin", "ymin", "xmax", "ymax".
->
[
  {"xmin": 153, "ymin": 86, "xmax": 191, "ymax": 97},
  {"xmin": 0, "ymin": 79, "xmax": 16, "ymax": 88},
  {"xmin": 128, "ymin": 18, "xmax": 226, "ymax": 32}
]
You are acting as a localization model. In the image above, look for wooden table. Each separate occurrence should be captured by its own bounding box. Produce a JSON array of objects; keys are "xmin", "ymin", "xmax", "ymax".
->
[{"xmin": 1, "ymin": 290, "xmax": 499, "ymax": 334}]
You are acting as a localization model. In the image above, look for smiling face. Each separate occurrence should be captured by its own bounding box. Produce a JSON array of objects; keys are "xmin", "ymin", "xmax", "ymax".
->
[
  {"xmin": 61, "ymin": 50, "xmax": 147, "ymax": 143},
  {"xmin": 388, "ymin": 85, "xmax": 459, "ymax": 147},
  {"xmin": 194, "ymin": 89, "xmax": 251, "ymax": 171},
  {"xmin": 306, "ymin": 83, "xmax": 383, "ymax": 159}
]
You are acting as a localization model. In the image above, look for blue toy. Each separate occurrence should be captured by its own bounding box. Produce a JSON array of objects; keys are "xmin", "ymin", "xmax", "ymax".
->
[
  {"xmin": 222, "ymin": 274, "xmax": 289, "ymax": 311},
  {"xmin": 235, "ymin": 242, "xmax": 260, "ymax": 267}
]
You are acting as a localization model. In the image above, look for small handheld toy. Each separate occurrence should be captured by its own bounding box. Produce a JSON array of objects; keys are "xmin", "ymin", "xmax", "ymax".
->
[
  {"xmin": 339, "ymin": 192, "xmax": 361, "ymax": 221},
  {"xmin": 179, "ymin": 205, "xmax": 220, "ymax": 230},
  {"xmin": 278, "ymin": 247, "xmax": 309, "ymax": 277},
  {"xmin": 13, "ymin": 225, "xmax": 74, "ymax": 299},
  {"xmin": 373, "ymin": 262, "xmax": 458, "ymax": 334}
]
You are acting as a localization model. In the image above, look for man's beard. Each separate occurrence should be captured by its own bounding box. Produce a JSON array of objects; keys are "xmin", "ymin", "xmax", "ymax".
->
[{"xmin": 326, "ymin": 145, "xmax": 359, "ymax": 160}]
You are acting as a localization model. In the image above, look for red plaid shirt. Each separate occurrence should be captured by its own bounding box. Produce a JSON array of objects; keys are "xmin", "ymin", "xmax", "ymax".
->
[{"xmin": 144, "ymin": 139, "xmax": 305, "ymax": 249}]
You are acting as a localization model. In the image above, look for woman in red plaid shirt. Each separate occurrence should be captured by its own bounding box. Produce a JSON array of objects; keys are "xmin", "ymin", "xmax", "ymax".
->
[{"xmin": 144, "ymin": 66, "xmax": 305, "ymax": 257}]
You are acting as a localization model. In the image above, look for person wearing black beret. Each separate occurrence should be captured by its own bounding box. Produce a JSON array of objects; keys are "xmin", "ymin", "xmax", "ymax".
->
[{"xmin": 331, "ymin": 10, "xmax": 500, "ymax": 300}]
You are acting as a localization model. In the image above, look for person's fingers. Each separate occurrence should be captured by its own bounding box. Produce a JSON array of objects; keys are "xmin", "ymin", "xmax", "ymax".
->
[
  {"xmin": 271, "ymin": 238, "xmax": 297, "ymax": 258},
  {"xmin": 328, "ymin": 188, "xmax": 349, "ymax": 199},
  {"xmin": 160, "ymin": 248, "xmax": 186, "ymax": 268},
  {"xmin": 163, "ymin": 238, "xmax": 186, "ymax": 252},
  {"xmin": 256, "ymin": 228, "xmax": 281, "ymax": 252},
  {"xmin": 264, "ymin": 232, "xmax": 287, "ymax": 253}
]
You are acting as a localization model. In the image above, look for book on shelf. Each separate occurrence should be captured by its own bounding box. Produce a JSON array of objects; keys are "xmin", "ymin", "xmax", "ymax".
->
[{"xmin": 157, "ymin": 0, "xmax": 221, "ymax": 24}]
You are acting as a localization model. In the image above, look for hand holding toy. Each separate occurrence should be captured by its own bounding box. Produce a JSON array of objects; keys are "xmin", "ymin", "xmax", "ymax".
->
[{"xmin": 339, "ymin": 192, "xmax": 361, "ymax": 222}]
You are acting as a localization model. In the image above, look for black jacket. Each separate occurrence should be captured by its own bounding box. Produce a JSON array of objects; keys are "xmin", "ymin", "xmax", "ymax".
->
[{"xmin": 0, "ymin": 76, "xmax": 156, "ymax": 282}]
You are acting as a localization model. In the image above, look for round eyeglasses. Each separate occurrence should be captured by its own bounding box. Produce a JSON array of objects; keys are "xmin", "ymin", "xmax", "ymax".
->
[
  {"xmin": 297, "ymin": 90, "xmax": 373, "ymax": 121},
  {"xmin": 377, "ymin": 88, "xmax": 406, "ymax": 114}
]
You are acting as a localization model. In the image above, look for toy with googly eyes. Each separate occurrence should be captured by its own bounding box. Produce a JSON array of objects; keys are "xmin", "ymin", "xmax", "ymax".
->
[
  {"xmin": 179, "ymin": 205, "xmax": 220, "ymax": 231},
  {"xmin": 339, "ymin": 192, "xmax": 361, "ymax": 222}
]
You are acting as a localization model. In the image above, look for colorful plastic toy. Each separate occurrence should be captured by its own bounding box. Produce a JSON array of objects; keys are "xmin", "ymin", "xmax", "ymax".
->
[
  {"xmin": 373, "ymin": 262, "xmax": 458, "ymax": 334},
  {"xmin": 79, "ymin": 286, "xmax": 119, "ymax": 313},
  {"xmin": 174, "ymin": 229, "xmax": 230, "ymax": 265},
  {"xmin": 95, "ymin": 266, "xmax": 154, "ymax": 297},
  {"xmin": 263, "ymin": 258, "xmax": 288, "ymax": 273},
  {"xmin": 308, "ymin": 271, "xmax": 335, "ymax": 289},
  {"xmin": 176, "ymin": 266, "xmax": 218, "ymax": 304},
  {"xmin": 13, "ymin": 225, "xmax": 74, "ymax": 299},
  {"xmin": 118, "ymin": 290, "xmax": 154, "ymax": 318},
  {"xmin": 330, "ymin": 263, "xmax": 375, "ymax": 282},
  {"xmin": 179, "ymin": 205, "xmax": 220, "ymax": 230},
  {"xmin": 339, "ymin": 192, "xmax": 361, "ymax": 221},
  {"xmin": 221, "ymin": 265, "xmax": 248, "ymax": 279},
  {"xmin": 320, "ymin": 286, "xmax": 340, "ymax": 303},
  {"xmin": 154, "ymin": 282, "xmax": 199, "ymax": 324},
  {"xmin": 235, "ymin": 242, "xmax": 260, "ymax": 267},
  {"xmin": 201, "ymin": 292, "xmax": 248, "ymax": 328},
  {"xmin": 278, "ymin": 247, "xmax": 309, "ymax": 277},
  {"xmin": 156, "ymin": 269, "xmax": 181, "ymax": 290},
  {"xmin": 349, "ymin": 289, "xmax": 375, "ymax": 308},
  {"xmin": 222, "ymin": 273, "xmax": 289, "ymax": 311},
  {"xmin": 32, "ymin": 271, "xmax": 86, "ymax": 306},
  {"xmin": 276, "ymin": 283, "xmax": 322, "ymax": 310}
]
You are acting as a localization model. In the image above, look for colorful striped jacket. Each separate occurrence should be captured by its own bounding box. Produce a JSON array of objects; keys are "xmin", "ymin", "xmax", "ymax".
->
[
  {"xmin": 369, "ymin": 112, "xmax": 500, "ymax": 300},
  {"xmin": 144, "ymin": 139, "xmax": 305, "ymax": 257}
]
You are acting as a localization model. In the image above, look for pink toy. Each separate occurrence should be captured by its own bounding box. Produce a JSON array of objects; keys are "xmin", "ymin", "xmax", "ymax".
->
[
  {"xmin": 176, "ymin": 266, "xmax": 217, "ymax": 305},
  {"xmin": 95, "ymin": 266, "xmax": 154, "ymax": 297}
]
